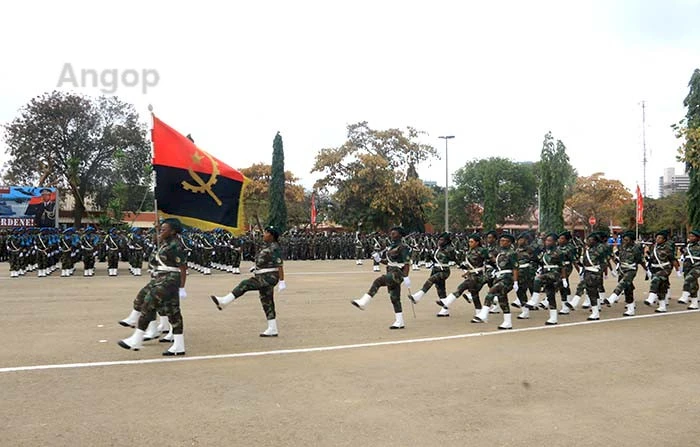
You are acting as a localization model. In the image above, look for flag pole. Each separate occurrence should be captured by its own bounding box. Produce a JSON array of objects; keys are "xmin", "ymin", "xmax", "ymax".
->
[{"xmin": 148, "ymin": 104, "xmax": 160, "ymax": 246}]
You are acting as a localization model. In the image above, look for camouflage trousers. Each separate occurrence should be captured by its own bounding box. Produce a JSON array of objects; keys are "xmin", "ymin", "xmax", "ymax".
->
[
  {"xmin": 232, "ymin": 272, "xmax": 280, "ymax": 320},
  {"xmin": 134, "ymin": 272, "xmax": 183, "ymax": 334},
  {"xmin": 83, "ymin": 250, "xmax": 95, "ymax": 269},
  {"xmin": 8, "ymin": 251, "xmax": 20, "ymax": 271},
  {"xmin": 516, "ymin": 269, "xmax": 535, "ymax": 304},
  {"xmin": 37, "ymin": 250, "xmax": 48, "ymax": 270},
  {"xmin": 579, "ymin": 270, "xmax": 603, "ymax": 305},
  {"xmin": 355, "ymin": 247, "xmax": 363, "ymax": 260},
  {"xmin": 107, "ymin": 250, "xmax": 119, "ymax": 269},
  {"xmin": 61, "ymin": 251, "xmax": 73, "ymax": 269},
  {"xmin": 649, "ymin": 268, "xmax": 671, "ymax": 298},
  {"xmin": 560, "ymin": 265, "xmax": 573, "ymax": 300},
  {"xmin": 130, "ymin": 250, "xmax": 144, "ymax": 269},
  {"xmin": 231, "ymin": 249, "xmax": 241, "ymax": 268},
  {"xmin": 484, "ymin": 274, "xmax": 514, "ymax": 313},
  {"xmin": 612, "ymin": 270, "xmax": 637, "ymax": 302},
  {"xmin": 420, "ymin": 268, "xmax": 451, "ymax": 299},
  {"xmin": 575, "ymin": 271, "xmax": 606, "ymax": 297},
  {"xmin": 368, "ymin": 268, "xmax": 403, "ymax": 313},
  {"xmin": 683, "ymin": 266, "xmax": 700, "ymax": 297},
  {"xmin": 452, "ymin": 273, "xmax": 487, "ymax": 308},
  {"xmin": 533, "ymin": 270, "xmax": 560, "ymax": 309}
]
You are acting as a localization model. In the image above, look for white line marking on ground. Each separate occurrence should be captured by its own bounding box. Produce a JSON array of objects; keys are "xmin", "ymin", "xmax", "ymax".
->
[{"xmin": 0, "ymin": 309, "xmax": 696, "ymax": 374}]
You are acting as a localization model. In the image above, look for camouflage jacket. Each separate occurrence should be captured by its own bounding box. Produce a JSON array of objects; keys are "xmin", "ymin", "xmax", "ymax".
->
[
  {"xmin": 461, "ymin": 246, "xmax": 489, "ymax": 274},
  {"xmin": 382, "ymin": 240, "xmax": 410, "ymax": 272},
  {"xmin": 617, "ymin": 243, "xmax": 644, "ymax": 272},
  {"xmin": 493, "ymin": 247, "xmax": 518, "ymax": 277},
  {"xmin": 255, "ymin": 241, "xmax": 283, "ymax": 271},
  {"xmin": 580, "ymin": 242, "xmax": 608, "ymax": 273},
  {"xmin": 648, "ymin": 241, "xmax": 676, "ymax": 273},
  {"xmin": 515, "ymin": 244, "xmax": 538, "ymax": 274},
  {"xmin": 538, "ymin": 246, "xmax": 563, "ymax": 275},
  {"xmin": 558, "ymin": 241, "xmax": 577, "ymax": 269},
  {"xmin": 683, "ymin": 242, "xmax": 700, "ymax": 271},
  {"xmin": 431, "ymin": 245, "xmax": 455, "ymax": 269},
  {"xmin": 149, "ymin": 237, "xmax": 186, "ymax": 275}
]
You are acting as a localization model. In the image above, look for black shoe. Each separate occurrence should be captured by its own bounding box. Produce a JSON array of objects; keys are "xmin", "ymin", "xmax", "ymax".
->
[
  {"xmin": 211, "ymin": 295, "xmax": 223, "ymax": 311},
  {"xmin": 260, "ymin": 333, "xmax": 279, "ymax": 337},
  {"xmin": 118, "ymin": 321, "xmax": 134, "ymax": 328},
  {"xmin": 545, "ymin": 321, "xmax": 558, "ymax": 326},
  {"xmin": 117, "ymin": 340, "xmax": 138, "ymax": 351},
  {"xmin": 510, "ymin": 302, "xmax": 521, "ymax": 309},
  {"xmin": 159, "ymin": 338, "xmax": 173, "ymax": 343},
  {"xmin": 389, "ymin": 325, "xmax": 405, "ymax": 330},
  {"xmin": 498, "ymin": 326, "xmax": 512, "ymax": 330},
  {"xmin": 436, "ymin": 313, "xmax": 450, "ymax": 318},
  {"xmin": 162, "ymin": 350, "xmax": 185, "ymax": 356},
  {"xmin": 408, "ymin": 295, "xmax": 417, "ymax": 304},
  {"xmin": 470, "ymin": 317, "xmax": 485, "ymax": 323},
  {"xmin": 462, "ymin": 293, "xmax": 472, "ymax": 303}
]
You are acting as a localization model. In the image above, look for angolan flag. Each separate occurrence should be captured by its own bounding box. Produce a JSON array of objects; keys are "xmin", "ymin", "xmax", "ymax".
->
[{"xmin": 151, "ymin": 115, "xmax": 249, "ymax": 234}]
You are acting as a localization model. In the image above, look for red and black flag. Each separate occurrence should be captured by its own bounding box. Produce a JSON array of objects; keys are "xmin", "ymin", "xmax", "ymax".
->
[{"xmin": 151, "ymin": 115, "xmax": 248, "ymax": 234}]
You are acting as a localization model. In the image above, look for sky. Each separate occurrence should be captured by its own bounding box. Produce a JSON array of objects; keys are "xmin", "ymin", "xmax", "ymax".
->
[{"xmin": 1, "ymin": 0, "xmax": 699, "ymax": 199}]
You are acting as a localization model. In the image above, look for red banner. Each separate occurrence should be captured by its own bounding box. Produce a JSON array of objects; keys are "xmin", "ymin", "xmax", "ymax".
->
[
  {"xmin": 311, "ymin": 193, "xmax": 317, "ymax": 226},
  {"xmin": 636, "ymin": 185, "xmax": 644, "ymax": 224}
]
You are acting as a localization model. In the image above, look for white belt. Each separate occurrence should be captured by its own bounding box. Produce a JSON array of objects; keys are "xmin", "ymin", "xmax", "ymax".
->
[
  {"xmin": 433, "ymin": 263, "xmax": 449, "ymax": 269},
  {"xmin": 621, "ymin": 263, "xmax": 637, "ymax": 270},
  {"xmin": 584, "ymin": 266, "xmax": 600, "ymax": 272},
  {"xmin": 651, "ymin": 262, "xmax": 670, "ymax": 268},
  {"xmin": 254, "ymin": 267, "xmax": 279, "ymax": 274},
  {"xmin": 387, "ymin": 262, "xmax": 405, "ymax": 268},
  {"xmin": 518, "ymin": 263, "xmax": 531, "ymax": 268},
  {"xmin": 563, "ymin": 261, "xmax": 572, "ymax": 265},
  {"xmin": 155, "ymin": 266, "xmax": 180, "ymax": 273},
  {"xmin": 543, "ymin": 265, "xmax": 559, "ymax": 270},
  {"xmin": 495, "ymin": 269, "xmax": 513, "ymax": 277}
]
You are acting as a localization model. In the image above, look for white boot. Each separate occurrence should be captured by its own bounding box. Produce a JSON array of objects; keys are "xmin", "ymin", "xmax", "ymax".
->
[
  {"xmin": 588, "ymin": 305, "xmax": 600, "ymax": 320},
  {"xmin": 546, "ymin": 309, "xmax": 558, "ymax": 325},
  {"xmin": 118, "ymin": 329, "xmax": 145, "ymax": 351},
  {"xmin": 511, "ymin": 297, "xmax": 522, "ymax": 308},
  {"xmin": 688, "ymin": 298, "xmax": 699, "ymax": 310},
  {"xmin": 438, "ymin": 293, "xmax": 457, "ymax": 308},
  {"xmin": 436, "ymin": 307, "xmax": 450, "ymax": 317},
  {"xmin": 538, "ymin": 299, "xmax": 550, "ymax": 310},
  {"xmin": 373, "ymin": 265, "xmax": 380, "ymax": 272},
  {"xmin": 605, "ymin": 293, "xmax": 619, "ymax": 306},
  {"xmin": 526, "ymin": 292, "xmax": 541, "ymax": 309},
  {"xmin": 135, "ymin": 268, "xmax": 141, "ymax": 276},
  {"xmin": 390, "ymin": 312, "xmax": 405, "ymax": 329},
  {"xmin": 408, "ymin": 290, "xmax": 425, "ymax": 304},
  {"xmin": 489, "ymin": 298, "xmax": 501, "ymax": 314},
  {"xmin": 559, "ymin": 303, "xmax": 571, "ymax": 315},
  {"xmin": 655, "ymin": 297, "xmax": 667, "ymax": 313},
  {"xmin": 498, "ymin": 313, "xmax": 512, "ymax": 330},
  {"xmin": 644, "ymin": 292, "xmax": 658, "ymax": 306},
  {"xmin": 60, "ymin": 269, "xmax": 66, "ymax": 277},
  {"xmin": 623, "ymin": 302, "xmax": 636, "ymax": 316},
  {"xmin": 568, "ymin": 295, "xmax": 582, "ymax": 310},
  {"xmin": 260, "ymin": 319, "xmax": 279, "ymax": 337},
  {"xmin": 119, "ymin": 309, "xmax": 141, "ymax": 328},
  {"xmin": 678, "ymin": 291, "xmax": 691, "ymax": 305},
  {"xmin": 352, "ymin": 293, "xmax": 372, "ymax": 310},
  {"xmin": 164, "ymin": 334, "xmax": 185, "ymax": 355},
  {"xmin": 143, "ymin": 319, "xmax": 160, "ymax": 340},
  {"xmin": 582, "ymin": 296, "xmax": 591, "ymax": 309},
  {"xmin": 157, "ymin": 315, "xmax": 170, "ymax": 334},
  {"xmin": 471, "ymin": 306, "xmax": 489, "ymax": 323},
  {"xmin": 518, "ymin": 307, "xmax": 530, "ymax": 319},
  {"xmin": 211, "ymin": 292, "xmax": 236, "ymax": 310}
]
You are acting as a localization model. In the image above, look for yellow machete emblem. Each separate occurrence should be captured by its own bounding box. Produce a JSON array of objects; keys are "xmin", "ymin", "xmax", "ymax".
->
[{"xmin": 182, "ymin": 150, "xmax": 223, "ymax": 206}]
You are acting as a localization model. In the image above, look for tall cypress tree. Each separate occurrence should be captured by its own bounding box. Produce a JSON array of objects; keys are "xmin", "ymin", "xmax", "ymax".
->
[
  {"xmin": 269, "ymin": 132, "xmax": 287, "ymax": 231},
  {"xmin": 683, "ymin": 69, "xmax": 700, "ymax": 230},
  {"xmin": 538, "ymin": 132, "xmax": 572, "ymax": 234}
]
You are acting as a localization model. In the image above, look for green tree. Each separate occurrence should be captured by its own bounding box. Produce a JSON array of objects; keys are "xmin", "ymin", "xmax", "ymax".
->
[
  {"xmin": 617, "ymin": 192, "xmax": 687, "ymax": 235},
  {"xmin": 673, "ymin": 68, "xmax": 700, "ymax": 230},
  {"xmin": 311, "ymin": 121, "xmax": 439, "ymax": 231},
  {"xmin": 2, "ymin": 91, "xmax": 151, "ymax": 225},
  {"xmin": 452, "ymin": 157, "xmax": 537, "ymax": 231},
  {"xmin": 240, "ymin": 163, "xmax": 304, "ymax": 229},
  {"xmin": 538, "ymin": 132, "xmax": 576, "ymax": 234},
  {"xmin": 566, "ymin": 172, "xmax": 632, "ymax": 229},
  {"xmin": 268, "ymin": 132, "xmax": 288, "ymax": 231}
]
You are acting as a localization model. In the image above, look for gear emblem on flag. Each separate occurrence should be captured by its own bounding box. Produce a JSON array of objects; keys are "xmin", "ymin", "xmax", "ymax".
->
[{"xmin": 182, "ymin": 150, "xmax": 222, "ymax": 206}]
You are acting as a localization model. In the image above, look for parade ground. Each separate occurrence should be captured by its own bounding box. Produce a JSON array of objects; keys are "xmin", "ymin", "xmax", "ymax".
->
[{"xmin": 1, "ymin": 260, "xmax": 699, "ymax": 446}]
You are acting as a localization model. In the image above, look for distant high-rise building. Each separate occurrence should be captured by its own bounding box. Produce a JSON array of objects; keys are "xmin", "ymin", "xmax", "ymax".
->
[
  {"xmin": 658, "ymin": 167, "xmax": 690, "ymax": 198},
  {"xmin": 423, "ymin": 180, "xmax": 438, "ymax": 187}
]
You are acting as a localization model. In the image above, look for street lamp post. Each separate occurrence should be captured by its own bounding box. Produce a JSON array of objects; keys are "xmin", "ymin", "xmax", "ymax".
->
[{"xmin": 438, "ymin": 135, "xmax": 455, "ymax": 231}]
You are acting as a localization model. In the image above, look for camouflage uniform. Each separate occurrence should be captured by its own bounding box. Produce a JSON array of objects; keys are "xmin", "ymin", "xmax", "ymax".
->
[
  {"xmin": 514, "ymin": 241, "xmax": 538, "ymax": 306},
  {"xmin": 611, "ymin": 242, "xmax": 644, "ymax": 302},
  {"xmin": 135, "ymin": 236, "xmax": 186, "ymax": 334},
  {"xmin": 578, "ymin": 240, "xmax": 608, "ymax": 307},
  {"xmin": 647, "ymin": 240, "xmax": 676, "ymax": 299},
  {"xmin": 558, "ymin": 238, "xmax": 577, "ymax": 301},
  {"xmin": 532, "ymin": 245, "xmax": 564, "ymax": 309},
  {"xmin": 452, "ymin": 245, "xmax": 489, "ymax": 309},
  {"xmin": 416, "ymin": 244, "xmax": 455, "ymax": 299},
  {"xmin": 231, "ymin": 240, "xmax": 283, "ymax": 320},
  {"xmin": 483, "ymin": 245, "xmax": 518, "ymax": 313},
  {"xmin": 367, "ymin": 239, "xmax": 411, "ymax": 313},
  {"xmin": 104, "ymin": 232, "xmax": 121, "ymax": 271},
  {"xmin": 682, "ymin": 241, "xmax": 700, "ymax": 298}
]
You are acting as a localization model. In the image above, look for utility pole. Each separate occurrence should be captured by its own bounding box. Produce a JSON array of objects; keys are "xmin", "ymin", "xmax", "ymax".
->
[
  {"xmin": 642, "ymin": 100, "xmax": 647, "ymax": 197},
  {"xmin": 438, "ymin": 135, "xmax": 455, "ymax": 231}
]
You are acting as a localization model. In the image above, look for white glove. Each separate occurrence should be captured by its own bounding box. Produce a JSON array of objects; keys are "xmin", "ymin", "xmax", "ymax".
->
[
  {"xmin": 513, "ymin": 281, "xmax": 519, "ymax": 292},
  {"xmin": 611, "ymin": 269, "xmax": 618, "ymax": 278},
  {"xmin": 646, "ymin": 270, "xmax": 652, "ymax": 280},
  {"xmin": 372, "ymin": 252, "xmax": 381, "ymax": 263},
  {"xmin": 402, "ymin": 276, "xmax": 411, "ymax": 288},
  {"xmin": 249, "ymin": 266, "xmax": 256, "ymax": 273},
  {"xmin": 179, "ymin": 288, "xmax": 187, "ymax": 299},
  {"xmin": 278, "ymin": 280, "xmax": 286, "ymax": 291},
  {"xmin": 677, "ymin": 269, "xmax": 683, "ymax": 278},
  {"xmin": 562, "ymin": 278, "xmax": 568, "ymax": 289}
]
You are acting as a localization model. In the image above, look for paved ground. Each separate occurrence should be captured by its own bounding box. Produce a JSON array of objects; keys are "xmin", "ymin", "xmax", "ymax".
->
[{"xmin": 1, "ymin": 260, "xmax": 699, "ymax": 446}]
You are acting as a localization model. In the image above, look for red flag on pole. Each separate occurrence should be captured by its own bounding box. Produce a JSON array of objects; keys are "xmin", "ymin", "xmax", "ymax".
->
[
  {"xmin": 311, "ymin": 192, "xmax": 317, "ymax": 226},
  {"xmin": 636, "ymin": 185, "xmax": 644, "ymax": 224}
]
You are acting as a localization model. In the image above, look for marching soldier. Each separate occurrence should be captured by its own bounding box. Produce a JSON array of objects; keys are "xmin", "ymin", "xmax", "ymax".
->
[
  {"xmin": 569, "ymin": 232, "xmax": 610, "ymax": 320},
  {"xmin": 471, "ymin": 233, "xmax": 518, "ymax": 329},
  {"xmin": 644, "ymin": 229, "xmax": 681, "ymax": 312},
  {"xmin": 603, "ymin": 230, "xmax": 645, "ymax": 316},
  {"xmin": 511, "ymin": 232, "xmax": 538, "ymax": 308},
  {"xmin": 519, "ymin": 233, "xmax": 565, "ymax": 324},
  {"xmin": 59, "ymin": 228, "xmax": 76, "ymax": 276},
  {"xmin": 435, "ymin": 233, "xmax": 489, "ymax": 318},
  {"xmin": 211, "ymin": 226, "xmax": 286, "ymax": 337},
  {"xmin": 104, "ymin": 228, "xmax": 121, "ymax": 276},
  {"xmin": 118, "ymin": 218, "xmax": 188, "ymax": 355},
  {"xmin": 351, "ymin": 226, "xmax": 411, "ymax": 329},
  {"xmin": 354, "ymin": 229, "xmax": 364, "ymax": 266},
  {"xmin": 80, "ymin": 226, "xmax": 98, "ymax": 276},
  {"xmin": 678, "ymin": 229, "xmax": 700, "ymax": 309},
  {"xmin": 407, "ymin": 232, "xmax": 455, "ymax": 305}
]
